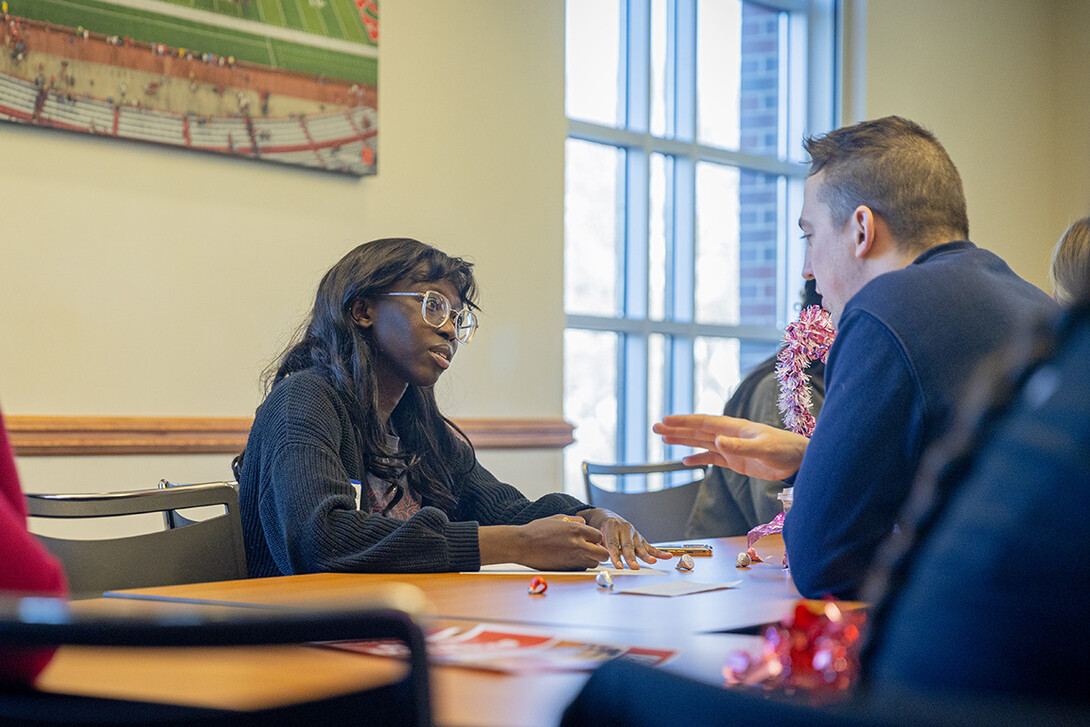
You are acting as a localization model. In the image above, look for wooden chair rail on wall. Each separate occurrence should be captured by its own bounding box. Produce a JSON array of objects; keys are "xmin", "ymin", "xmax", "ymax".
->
[{"xmin": 6, "ymin": 416, "xmax": 574, "ymax": 456}]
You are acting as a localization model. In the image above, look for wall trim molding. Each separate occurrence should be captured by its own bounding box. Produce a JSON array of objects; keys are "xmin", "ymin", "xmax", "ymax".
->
[{"xmin": 6, "ymin": 415, "xmax": 574, "ymax": 456}]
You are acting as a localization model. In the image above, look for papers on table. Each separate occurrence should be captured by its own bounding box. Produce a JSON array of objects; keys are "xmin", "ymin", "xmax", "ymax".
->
[
  {"xmin": 322, "ymin": 622, "xmax": 677, "ymax": 673},
  {"xmin": 464, "ymin": 563, "xmax": 667, "ymax": 576}
]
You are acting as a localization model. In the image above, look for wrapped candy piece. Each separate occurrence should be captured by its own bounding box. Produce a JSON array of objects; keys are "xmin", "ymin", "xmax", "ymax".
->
[
  {"xmin": 675, "ymin": 553, "xmax": 695, "ymax": 571},
  {"xmin": 527, "ymin": 576, "xmax": 548, "ymax": 595},
  {"xmin": 735, "ymin": 552, "xmax": 752, "ymax": 568},
  {"xmin": 595, "ymin": 570, "xmax": 614, "ymax": 589},
  {"xmin": 722, "ymin": 599, "xmax": 865, "ymax": 698},
  {"xmin": 745, "ymin": 547, "xmax": 763, "ymax": 563}
]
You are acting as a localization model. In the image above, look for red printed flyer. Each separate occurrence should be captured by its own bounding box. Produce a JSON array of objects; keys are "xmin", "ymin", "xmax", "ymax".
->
[{"xmin": 321, "ymin": 623, "xmax": 677, "ymax": 673}]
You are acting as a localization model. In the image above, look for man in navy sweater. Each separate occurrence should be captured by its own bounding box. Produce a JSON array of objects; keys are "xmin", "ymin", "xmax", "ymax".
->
[{"xmin": 655, "ymin": 116, "xmax": 1055, "ymax": 598}]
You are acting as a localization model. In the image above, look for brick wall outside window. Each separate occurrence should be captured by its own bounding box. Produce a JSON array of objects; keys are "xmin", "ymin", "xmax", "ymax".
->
[{"xmin": 738, "ymin": 2, "xmax": 781, "ymax": 373}]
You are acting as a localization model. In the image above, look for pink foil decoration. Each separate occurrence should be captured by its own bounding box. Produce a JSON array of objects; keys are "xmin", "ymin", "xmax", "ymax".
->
[
  {"xmin": 775, "ymin": 305, "xmax": 836, "ymax": 437},
  {"xmin": 722, "ymin": 600, "xmax": 865, "ymax": 699},
  {"xmin": 747, "ymin": 511, "xmax": 785, "ymax": 550}
]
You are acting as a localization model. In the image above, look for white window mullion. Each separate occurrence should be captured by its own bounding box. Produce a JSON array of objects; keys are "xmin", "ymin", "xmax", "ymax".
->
[
  {"xmin": 674, "ymin": 0, "xmax": 696, "ymax": 143},
  {"xmin": 627, "ymin": 0, "xmax": 651, "ymax": 133},
  {"xmin": 667, "ymin": 336, "xmax": 694, "ymax": 462},
  {"xmin": 622, "ymin": 147, "xmax": 649, "ymax": 468},
  {"xmin": 621, "ymin": 334, "xmax": 649, "ymax": 476},
  {"xmin": 618, "ymin": 0, "xmax": 652, "ymax": 473}
]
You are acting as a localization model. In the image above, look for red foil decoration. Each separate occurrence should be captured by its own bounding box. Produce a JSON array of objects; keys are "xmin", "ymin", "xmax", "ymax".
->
[{"xmin": 722, "ymin": 600, "xmax": 865, "ymax": 700}]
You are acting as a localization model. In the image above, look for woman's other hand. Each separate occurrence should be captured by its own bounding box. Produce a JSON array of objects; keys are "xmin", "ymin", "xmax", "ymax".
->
[{"xmin": 580, "ymin": 508, "xmax": 673, "ymax": 569}]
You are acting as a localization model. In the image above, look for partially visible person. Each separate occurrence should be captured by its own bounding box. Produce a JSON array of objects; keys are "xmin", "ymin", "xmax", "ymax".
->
[
  {"xmin": 1049, "ymin": 215, "xmax": 1090, "ymax": 304},
  {"xmin": 859, "ymin": 272, "xmax": 1090, "ymax": 701},
  {"xmin": 656, "ymin": 117, "xmax": 1056, "ymax": 598},
  {"xmin": 685, "ymin": 280, "xmax": 825, "ymax": 537},
  {"xmin": 0, "ymin": 405, "xmax": 68, "ymax": 687},
  {"xmin": 563, "ymin": 279, "xmax": 1090, "ymax": 727},
  {"xmin": 239, "ymin": 238, "xmax": 670, "ymax": 577}
]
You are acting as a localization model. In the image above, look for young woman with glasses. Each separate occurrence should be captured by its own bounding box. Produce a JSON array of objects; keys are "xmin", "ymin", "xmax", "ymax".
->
[{"xmin": 237, "ymin": 238, "xmax": 670, "ymax": 576}]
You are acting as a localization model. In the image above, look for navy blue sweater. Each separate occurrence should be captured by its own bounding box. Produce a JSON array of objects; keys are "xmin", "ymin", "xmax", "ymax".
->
[
  {"xmin": 239, "ymin": 369, "xmax": 590, "ymax": 576},
  {"xmin": 783, "ymin": 241, "xmax": 1056, "ymax": 598},
  {"xmin": 869, "ymin": 303, "xmax": 1090, "ymax": 701}
]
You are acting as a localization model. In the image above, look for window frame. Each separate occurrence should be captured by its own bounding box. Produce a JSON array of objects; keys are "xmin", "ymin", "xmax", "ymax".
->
[{"xmin": 564, "ymin": 0, "xmax": 838, "ymax": 491}]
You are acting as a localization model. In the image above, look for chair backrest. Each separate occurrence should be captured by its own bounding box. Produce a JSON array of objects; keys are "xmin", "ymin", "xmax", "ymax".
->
[
  {"xmin": 581, "ymin": 461, "xmax": 707, "ymax": 543},
  {"xmin": 0, "ymin": 586, "xmax": 432, "ymax": 727},
  {"xmin": 157, "ymin": 479, "xmax": 239, "ymax": 529},
  {"xmin": 25, "ymin": 483, "xmax": 248, "ymax": 599}
]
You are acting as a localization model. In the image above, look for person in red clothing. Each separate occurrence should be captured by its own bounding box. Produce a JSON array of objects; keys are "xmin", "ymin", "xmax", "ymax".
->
[{"xmin": 0, "ymin": 405, "xmax": 68, "ymax": 687}]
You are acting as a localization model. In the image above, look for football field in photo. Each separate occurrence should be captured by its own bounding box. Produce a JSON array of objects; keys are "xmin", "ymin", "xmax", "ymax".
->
[
  {"xmin": 6, "ymin": 0, "xmax": 376, "ymax": 84},
  {"xmin": 156, "ymin": 0, "xmax": 374, "ymax": 46}
]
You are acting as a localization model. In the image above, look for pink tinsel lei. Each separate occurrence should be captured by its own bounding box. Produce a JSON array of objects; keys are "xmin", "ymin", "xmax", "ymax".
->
[{"xmin": 775, "ymin": 305, "xmax": 835, "ymax": 437}]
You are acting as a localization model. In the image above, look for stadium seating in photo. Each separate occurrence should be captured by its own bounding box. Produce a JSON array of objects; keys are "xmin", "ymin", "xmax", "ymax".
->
[
  {"xmin": 2, "ymin": 69, "xmax": 375, "ymax": 173},
  {"xmin": 117, "ymin": 108, "xmax": 186, "ymax": 145},
  {"xmin": 0, "ymin": 72, "xmax": 37, "ymax": 121},
  {"xmin": 40, "ymin": 96, "xmax": 115, "ymax": 133}
]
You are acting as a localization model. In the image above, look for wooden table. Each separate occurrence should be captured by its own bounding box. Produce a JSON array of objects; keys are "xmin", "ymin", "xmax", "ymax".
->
[
  {"xmin": 36, "ymin": 536, "xmax": 799, "ymax": 726},
  {"xmin": 104, "ymin": 536, "xmax": 800, "ymax": 634},
  {"xmin": 38, "ymin": 614, "xmax": 762, "ymax": 727}
]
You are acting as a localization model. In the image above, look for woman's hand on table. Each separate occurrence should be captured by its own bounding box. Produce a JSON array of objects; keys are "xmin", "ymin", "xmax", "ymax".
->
[
  {"xmin": 480, "ymin": 515, "xmax": 608, "ymax": 570},
  {"xmin": 580, "ymin": 508, "xmax": 674, "ymax": 570}
]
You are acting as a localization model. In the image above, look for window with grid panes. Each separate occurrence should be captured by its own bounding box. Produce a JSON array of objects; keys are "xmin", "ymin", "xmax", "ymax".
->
[{"xmin": 564, "ymin": 0, "xmax": 837, "ymax": 494}]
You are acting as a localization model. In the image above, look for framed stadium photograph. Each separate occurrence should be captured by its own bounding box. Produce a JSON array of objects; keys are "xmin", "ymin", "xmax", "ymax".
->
[{"xmin": 0, "ymin": 0, "xmax": 378, "ymax": 176}]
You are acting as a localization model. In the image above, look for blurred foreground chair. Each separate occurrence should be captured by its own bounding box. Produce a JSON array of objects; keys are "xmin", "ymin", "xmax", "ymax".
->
[
  {"xmin": 26, "ymin": 483, "xmax": 247, "ymax": 599},
  {"xmin": 0, "ymin": 587, "xmax": 431, "ymax": 727},
  {"xmin": 582, "ymin": 461, "xmax": 707, "ymax": 543}
]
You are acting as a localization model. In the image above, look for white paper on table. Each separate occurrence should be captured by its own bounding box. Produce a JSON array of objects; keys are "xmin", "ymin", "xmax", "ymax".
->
[
  {"xmin": 613, "ymin": 580, "xmax": 742, "ymax": 597},
  {"xmin": 462, "ymin": 563, "xmax": 667, "ymax": 576}
]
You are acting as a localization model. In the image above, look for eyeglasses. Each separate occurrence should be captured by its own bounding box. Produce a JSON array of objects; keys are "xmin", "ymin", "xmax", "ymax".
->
[{"xmin": 381, "ymin": 290, "xmax": 479, "ymax": 344}]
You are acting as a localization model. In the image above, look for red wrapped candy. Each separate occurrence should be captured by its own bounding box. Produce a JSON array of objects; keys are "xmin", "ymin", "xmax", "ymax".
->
[{"xmin": 527, "ymin": 576, "xmax": 548, "ymax": 595}]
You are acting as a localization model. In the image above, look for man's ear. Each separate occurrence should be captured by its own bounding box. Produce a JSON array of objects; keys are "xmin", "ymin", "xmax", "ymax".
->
[
  {"xmin": 350, "ymin": 298, "xmax": 373, "ymax": 329},
  {"xmin": 849, "ymin": 205, "xmax": 877, "ymax": 259}
]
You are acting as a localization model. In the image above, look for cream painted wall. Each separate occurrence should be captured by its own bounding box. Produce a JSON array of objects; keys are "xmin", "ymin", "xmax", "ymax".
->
[
  {"xmin": 7, "ymin": 0, "xmax": 1087, "ymax": 513},
  {"xmin": 847, "ymin": 0, "xmax": 1090, "ymax": 290},
  {"xmin": 1, "ymin": 1, "xmax": 568, "ymax": 502},
  {"xmin": 1051, "ymin": 0, "xmax": 1090, "ymax": 233}
]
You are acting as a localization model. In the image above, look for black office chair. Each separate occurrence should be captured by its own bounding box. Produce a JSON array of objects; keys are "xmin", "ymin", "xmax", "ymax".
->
[
  {"xmin": 582, "ymin": 461, "xmax": 707, "ymax": 543},
  {"xmin": 25, "ymin": 483, "xmax": 247, "ymax": 599},
  {"xmin": 0, "ymin": 589, "xmax": 432, "ymax": 727}
]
